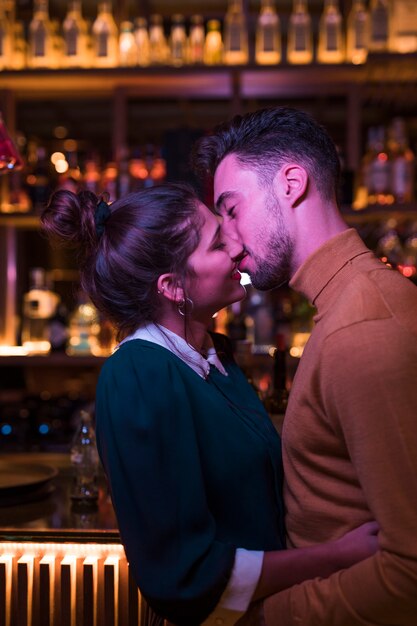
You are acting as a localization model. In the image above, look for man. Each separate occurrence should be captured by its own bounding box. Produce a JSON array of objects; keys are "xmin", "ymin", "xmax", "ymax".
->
[{"xmin": 193, "ymin": 107, "xmax": 417, "ymax": 626}]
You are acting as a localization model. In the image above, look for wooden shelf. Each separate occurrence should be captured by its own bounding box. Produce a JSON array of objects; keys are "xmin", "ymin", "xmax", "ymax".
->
[{"xmin": 0, "ymin": 53, "xmax": 416, "ymax": 100}]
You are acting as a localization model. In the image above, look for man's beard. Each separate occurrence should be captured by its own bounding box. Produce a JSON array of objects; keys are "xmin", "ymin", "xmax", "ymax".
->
[{"xmin": 249, "ymin": 192, "xmax": 293, "ymax": 291}]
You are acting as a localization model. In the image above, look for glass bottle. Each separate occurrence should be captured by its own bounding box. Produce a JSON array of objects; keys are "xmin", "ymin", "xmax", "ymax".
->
[
  {"xmin": 28, "ymin": 0, "xmax": 53, "ymax": 69},
  {"xmin": 66, "ymin": 291, "xmax": 100, "ymax": 356},
  {"xmin": 63, "ymin": 0, "xmax": 88, "ymax": 68},
  {"xmin": 255, "ymin": 0, "xmax": 281, "ymax": 65},
  {"xmin": 70, "ymin": 410, "xmax": 99, "ymax": 503},
  {"xmin": 92, "ymin": 1, "xmax": 118, "ymax": 68},
  {"xmin": 169, "ymin": 14, "xmax": 187, "ymax": 67},
  {"xmin": 223, "ymin": 0, "xmax": 249, "ymax": 65},
  {"xmin": 188, "ymin": 14, "xmax": 205, "ymax": 64},
  {"xmin": 149, "ymin": 14, "xmax": 168, "ymax": 65},
  {"xmin": 346, "ymin": 0, "xmax": 370, "ymax": 64},
  {"xmin": 263, "ymin": 334, "xmax": 289, "ymax": 435},
  {"xmin": 10, "ymin": 21, "xmax": 27, "ymax": 69},
  {"xmin": 317, "ymin": 0, "xmax": 345, "ymax": 64},
  {"xmin": 368, "ymin": 125, "xmax": 392, "ymax": 205},
  {"xmin": 119, "ymin": 20, "xmax": 137, "ymax": 66},
  {"xmin": 390, "ymin": 0, "xmax": 417, "ymax": 53},
  {"xmin": 388, "ymin": 117, "xmax": 415, "ymax": 204},
  {"xmin": 0, "ymin": 3, "xmax": 12, "ymax": 70},
  {"xmin": 203, "ymin": 18, "xmax": 223, "ymax": 65},
  {"xmin": 369, "ymin": 0, "xmax": 390, "ymax": 52},
  {"xmin": 287, "ymin": 0, "xmax": 313, "ymax": 64},
  {"xmin": 134, "ymin": 17, "xmax": 150, "ymax": 67},
  {"xmin": 21, "ymin": 268, "xmax": 60, "ymax": 355}
]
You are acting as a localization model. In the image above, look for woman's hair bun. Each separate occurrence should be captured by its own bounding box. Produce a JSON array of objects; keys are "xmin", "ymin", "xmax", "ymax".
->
[{"xmin": 41, "ymin": 189, "xmax": 99, "ymax": 257}]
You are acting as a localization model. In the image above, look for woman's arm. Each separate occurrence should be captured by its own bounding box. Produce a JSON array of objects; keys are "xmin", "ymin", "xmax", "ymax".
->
[{"xmin": 253, "ymin": 521, "xmax": 379, "ymax": 601}]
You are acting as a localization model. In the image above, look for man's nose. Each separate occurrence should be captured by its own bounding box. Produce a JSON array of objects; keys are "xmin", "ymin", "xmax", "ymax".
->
[{"xmin": 225, "ymin": 234, "xmax": 246, "ymax": 262}]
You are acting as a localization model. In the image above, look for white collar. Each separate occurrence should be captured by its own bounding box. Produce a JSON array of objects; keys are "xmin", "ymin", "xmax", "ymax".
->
[{"xmin": 118, "ymin": 322, "xmax": 228, "ymax": 380}]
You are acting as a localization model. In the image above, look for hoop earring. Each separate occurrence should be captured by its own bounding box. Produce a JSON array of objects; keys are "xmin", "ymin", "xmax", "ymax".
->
[{"xmin": 177, "ymin": 297, "xmax": 194, "ymax": 316}]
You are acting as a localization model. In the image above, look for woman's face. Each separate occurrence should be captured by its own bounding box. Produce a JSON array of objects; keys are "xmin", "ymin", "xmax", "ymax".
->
[{"xmin": 186, "ymin": 202, "xmax": 246, "ymax": 320}]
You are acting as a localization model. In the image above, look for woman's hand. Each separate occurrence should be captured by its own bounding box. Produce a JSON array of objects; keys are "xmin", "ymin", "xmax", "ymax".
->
[{"xmin": 333, "ymin": 521, "xmax": 379, "ymax": 570}]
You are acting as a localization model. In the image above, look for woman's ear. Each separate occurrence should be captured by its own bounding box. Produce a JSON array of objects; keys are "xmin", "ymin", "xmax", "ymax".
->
[
  {"xmin": 157, "ymin": 274, "xmax": 184, "ymax": 303},
  {"xmin": 274, "ymin": 163, "xmax": 308, "ymax": 206}
]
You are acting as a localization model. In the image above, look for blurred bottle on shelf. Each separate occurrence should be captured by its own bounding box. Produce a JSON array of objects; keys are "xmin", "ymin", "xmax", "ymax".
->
[
  {"xmin": 21, "ymin": 267, "xmax": 60, "ymax": 355},
  {"xmin": 346, "ymin": 0, "xmax": 370, "ymax": 65},
  {"xmin": 0, "ymin": 2, "xmax": 13, "ymax": 70},
  {"xmin": 66, "ymin": 291, "xmax": 100, "ymax": 356},
  {"xmin": 367, "ymin": 126, "xmax": 392, "ymax": 205},
  {"xmin": 188, "ymin": 14, "xmax": 205, "ymax": 64},
  {"xmin": 317, "ymin": 0, "xmax": 345, "ymax": 64},
  {"xmin": 375, "ymin": 219, "xmax": 404, "ymax": 268},
  {"xmin": 203, "ymin": 19, "xmax": 223, "ymax": 64},
  {"xmin": 28, "ymin": 0, "xmax": 53, "ymax": 68},
  {"xmin": 263, "ymin": 334, "xmax": 289, "ymax": 434},
  {"xmin": 62, "ymin": 0, "xmax": 88, "ymax": 68},
  {"xmin": 47, "ymin": 300, "xmax": 69, "ymax": 352},
  {"xmin": 287, "ymin": 0, "xmax": 313, "ymax": 64},
  {"xmin": 223, "ymin": 0, "xmax": 249, "ymax": 65},
  {"xmin": 134, "ymin": 17, "xmax": 150, "ymax": 66},
  {"xmin": 390, "ymin": 0, "xmax": 417, "ymax": 53},
  {"xmin": 92, "ymin": 1, "xmax": 118, "ymax": 68},
  {"xmin": 149, "ymin": 14, "xmax": 168, "ymax": 64},
  {"xmin": 10, "ymin": 21, "xmax": 27, "ymax": 69},
  {"xmin": 169, "ymin": 14, "xmax": 187, "ymax": 66},
  {"xmin": 369, "ymin": 0, "xmax": 390, "ymax": 52},
  {"xmin": 388, "ymin": 117, "xmax": 415, "ymax": 204},
  {"xmin": 70, "ymin": 409, "xmax": 99, "ymax": 504},
  {"xmin": 119, "ymin": 20, "xmax": 137, "ymax": 66},
  {"xmin": 25, "ymin": 142, "xmax": 53, "ymax": 211},
  {"xmin": 255, "ymin": 0, "xmax": 281, "ymax": 65}
]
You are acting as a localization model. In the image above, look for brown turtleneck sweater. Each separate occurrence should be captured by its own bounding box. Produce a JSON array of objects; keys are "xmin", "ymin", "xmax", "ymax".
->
[{"xmin": 264, "ymin": 229, "xmax": 417, "ymax": 625}]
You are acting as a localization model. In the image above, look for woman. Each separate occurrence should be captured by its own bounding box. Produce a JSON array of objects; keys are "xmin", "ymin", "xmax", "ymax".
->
[{"xmin": 41, "ymin": 184, "xmax": 378, "ymax": 626}]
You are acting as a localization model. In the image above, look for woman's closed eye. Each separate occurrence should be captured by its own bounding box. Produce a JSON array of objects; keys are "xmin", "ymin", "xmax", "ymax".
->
[{"xmin": 226, "ymin": 206, "xmax": 236, "ymax": 219}]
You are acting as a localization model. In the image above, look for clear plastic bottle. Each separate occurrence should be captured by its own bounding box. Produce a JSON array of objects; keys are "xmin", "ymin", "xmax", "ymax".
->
[{"xmin": 70, "ymin": 410, "xmax": 99, "ymax": 503}]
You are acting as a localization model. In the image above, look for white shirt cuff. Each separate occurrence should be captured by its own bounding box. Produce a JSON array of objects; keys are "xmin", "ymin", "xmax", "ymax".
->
[{"xmin": 201, "ymin": 548, "xmax": 264, "ymax": 626}]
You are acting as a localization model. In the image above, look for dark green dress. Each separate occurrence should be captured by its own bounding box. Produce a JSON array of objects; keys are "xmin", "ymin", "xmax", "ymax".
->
[{"xmin": 95, "ymin": 334, "xmax": 285, "ymax": 625}]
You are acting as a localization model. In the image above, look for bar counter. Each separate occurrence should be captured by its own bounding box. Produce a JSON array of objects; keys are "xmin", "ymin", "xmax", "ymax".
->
[{"xmin": 0, "ymin": 453, "xmax": 151, "ymax": 626}]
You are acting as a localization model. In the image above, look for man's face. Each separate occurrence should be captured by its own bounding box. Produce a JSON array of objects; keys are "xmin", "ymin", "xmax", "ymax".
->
[{"xmin": 213, "ymin": 154, "xmax": 294, "ymax": 290}]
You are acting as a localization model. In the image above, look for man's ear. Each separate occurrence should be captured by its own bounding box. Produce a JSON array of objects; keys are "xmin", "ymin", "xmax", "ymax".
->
[
  {"xmin": 273, "ymin": 163, "xmax": 308, "ymax": 206},
  {"xmin": 157, "ymin": 274, "xmax": 184, "ymax": 303}
]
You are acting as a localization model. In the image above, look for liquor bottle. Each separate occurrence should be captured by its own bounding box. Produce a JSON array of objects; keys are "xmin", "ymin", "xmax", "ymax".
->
[
  {"xmin": 369, "ymin": 0, "xmax": 390, "ymax": 52},
  {"xmin": 66, "ymin": 291, "xmax": 100, "ymax": 356},
  {"xmin": 70, "ymin": 409, "xmax": 99, "ymax": 503},
  {"xmin": 119, "ymin": 20, "xmax": 137, "ymax": 66},
  {"xmin": 169, "ymin": 14, "xmax": 187, "ymax": 67},
  {"xmin": 92, "ymin": 1, "xmax": 118, "ymax": 68},
  {"xmin": 21, "ymin": 268, "xmax": 60, "ymax": 355},
  {"xmin": 28, "ymin": 0, "xmax": 53, "ymax": 69},
  {"xmin": 390, "ymin": 0, "xmax": 417, "ymax": 53},
  {"xmin": 287, "ymin": 0, "xmax": 313, "ymax": 64},
  {"xmin": 50, "ymin": 19, "xmax": 64, "ymax": 68},
  {"xmin": 388, "ymin": 117, "xmax": 415, "ymax": 204},
  {"xmin": 368, "ymin": 126, "xmax": 392, "ymax": 205},
  {"xmin": 188, "ymin": 14, "xmax": 205, "ymax": 64},
  {"xmin": 62, "ymin": 0, "xmax": 88, "ymax": 68},
  {"xmin": 0, "ymin": 3, "xmax": 12, "ymax": 70},
  {"xmin": 10, "ymin": 21, "xmax": 27, "ymax": 69},
  {"xmin": 203, "ymin": 19, "xmax": 223, "ymax": 64},
  {"xmin": 255, "ymin": 0, "xmax": 281, "ymax": 65},
  {"xmin": 263, "ymin": 334, "xmax": 289, "ymax": 434},
  {"xmin": 223, "ymin": 0, "xmax": 249, "ymax": 65},
  {"xmin": 317, "ymin": 0, "xmax": 345, "ymax": 64},
  {"xmin": 149, "ymin": 14, "xmax": 168, "ymax": 65},
  {"xmin": 134, "ymin": 17, "xmax": 150, "ymax": 67},
  {"xmin": 346, "ymin": 0, "xmax": 370, "ymax": 64}
]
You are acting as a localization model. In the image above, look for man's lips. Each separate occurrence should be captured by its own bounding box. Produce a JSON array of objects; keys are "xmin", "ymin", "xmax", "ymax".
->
[{"xmin": 231, "ymin": 270, "xmax": 241, "ymax": 281}]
